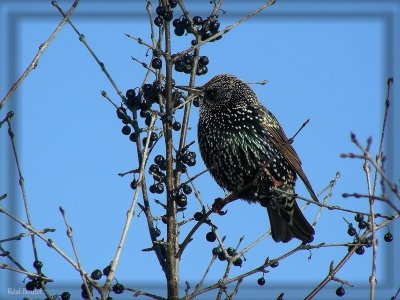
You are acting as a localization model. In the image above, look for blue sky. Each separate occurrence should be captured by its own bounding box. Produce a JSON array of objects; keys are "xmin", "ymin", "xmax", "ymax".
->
[{"xmin": 0, "ymin": 1, "xmax": 399, "ymax": 299}]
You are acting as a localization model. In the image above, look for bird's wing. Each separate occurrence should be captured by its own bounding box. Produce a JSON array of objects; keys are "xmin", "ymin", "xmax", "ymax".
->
[{"xmin": 252, "ymin": 104, "xmax": 319, "ymax": 203}]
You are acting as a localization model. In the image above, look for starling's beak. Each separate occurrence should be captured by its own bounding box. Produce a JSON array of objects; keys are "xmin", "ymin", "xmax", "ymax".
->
[{"xmin": 176, "ymin": 85, "xmax": 204, "ymax": 96}]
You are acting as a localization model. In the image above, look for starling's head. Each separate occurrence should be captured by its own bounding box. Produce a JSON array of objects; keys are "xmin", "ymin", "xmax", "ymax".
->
[{"xmin": 177, "ymin": 74, "xmax": 259, "ymax": 110}]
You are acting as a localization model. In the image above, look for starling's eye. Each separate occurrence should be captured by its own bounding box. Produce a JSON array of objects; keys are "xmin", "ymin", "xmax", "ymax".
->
[{"xmin": 205, "ymin": 89, "xmax": 217, "ymax": 99}]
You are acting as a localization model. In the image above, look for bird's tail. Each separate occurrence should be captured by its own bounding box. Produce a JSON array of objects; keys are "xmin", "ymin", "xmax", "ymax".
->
[{"xmin": 266, "ymin": 200, "xmax": 314, "ymax": 243}]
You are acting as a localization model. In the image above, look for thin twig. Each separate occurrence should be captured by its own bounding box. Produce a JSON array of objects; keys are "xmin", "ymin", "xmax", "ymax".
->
[
  {"xmin": 194, "ymin": 256, "xmax": 217, "ymax": 292},
  {"xmin": 125, "ymin": 287, "xmax": 166, "ymax": 300},
  {"xmin": 273, "ymin": 187, "xmax": 394, "ymax": 220},
  {"xmin": 59, "ymin": 207, "xmax": 94, "ymax": 299},
  {"xmin": 0, "ymin": 228, "xmax": 54, "ymax": 243},
  {"xmin": 0, "ymin": 0, "xmax": 80, "ymax": 110}
]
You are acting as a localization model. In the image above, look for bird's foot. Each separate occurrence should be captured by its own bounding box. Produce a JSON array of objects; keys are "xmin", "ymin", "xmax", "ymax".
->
[{"xmin": 211, "ymin": 193, "xmax": 238, "ymax": 215}]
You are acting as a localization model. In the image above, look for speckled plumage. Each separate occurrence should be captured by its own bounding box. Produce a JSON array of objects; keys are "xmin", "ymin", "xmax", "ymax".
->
[{"xmin": 185, "ymin": 74, "xmax": 317, "ymax": 243}]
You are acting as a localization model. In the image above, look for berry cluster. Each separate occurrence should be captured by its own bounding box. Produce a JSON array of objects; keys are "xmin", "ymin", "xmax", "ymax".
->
[
  {"xmin": 171, "ymin": 189, "xmax": 188, "ymax": 208},
  {"xmin": 172, "ymin": 14, "xmax": 221, "ymax": 43},
  {"xmin": 354, "ymin": 213, "xmax": 368, "ymax": 230},
  {"xmin": 212, "ymin": 246, "xmax": 242, "ymax": 267},
  {"xmin": 173, "ymin": 149, "xmax": 195, "ymax": 175},
  {"xmin": 153, "ymin": 1, "xmax": 176, "ymax": 27},
  {"xmin": 25, "ymin": 277, "xmax": 47, "ymax": 291},
  {"xmin": 120, "ymin": 83, "xmax": 168, "ymax": 144},
  {"xmin": 25, "ymin": 260, "xmax": 47, "ymax": 291},
  {"xmin": 173, "ymin": 53, "xmax": 209, "ymax": 76}
]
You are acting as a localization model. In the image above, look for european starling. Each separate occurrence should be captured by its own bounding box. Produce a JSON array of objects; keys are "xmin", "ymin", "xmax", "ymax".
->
[{"xmin": 178, "ymin": 74, "xmax": 318, "ymax": 243}]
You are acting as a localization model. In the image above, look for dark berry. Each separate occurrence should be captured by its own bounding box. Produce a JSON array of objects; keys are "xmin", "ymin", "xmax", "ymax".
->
[
  {"xmin": 116, "ymin": 107, "xmax": 126, "ymax": 119},
  {"xmin": 218, "ymin": 251, "xmax": 226, "ymax": 261},
  {"xmin": 154, "ymin": 155, "xmax": 165, "ymax": 166},
  {"xmin": 270, "ymin": 261, "xmax": 279, "ymax": 268},
  {"xmin": 183, "ymin": 64, "xmax": 192, "ymax": 74},
  {"xmin": 354, "ymin": 213, "xmax": 364, "ymax": 222},
  {"xmin": 201, "ymin": 31, "xmax": 212, "ymax": 41},
  {"xmin": 142, "ymin": 137, "xmax": 154, "ymax": 148},
  {"xmin": 34, "ymin": 279, "xmax": 43, "ymax": 288},
  {"xmin": 81, "ymin": 290, "xmax": 90, "ymax": 299},
  {"xmin": 181, "ymin": 17, "xmax": 191, "ymax": 29},
  {"xmin": 154, "ymin": 16, "xmax": 163, "ymax": 27},
  {"xmin": 193, "ymin": 212, "xmax": 203, "ymax": 221},
  {"xmin": 182, "ymin": 184, "xmax": 192, "ymax": 195},
  {"xmin": 129, "ymin": 132, "xmax": 138, "ymax": 142},
  {"xmin": 155, "ymin": 183, "xmax": 164, "ymax": 194},
  {"xmin": 61, "ymin": 292, "xmax": 71, "ymax": 300},
  {"xmin": 142, "ymin": 83, "xmax": 154, "ymax": 93},
  {"xmin": 185, "ymin": 156, "xmax": 196, "ymax": 167},
  {"xmin": 122, "ymin": 125, "xmax": 131, "ymax": 135},
  {"xmin": 212, "ymin": 247, "xmax": 221, "ymax": 256},
  {"xmin": 91, "ymin": 269, "xmax": 102, "ymax": 280},
  {"xmin": 130, "ymin": 179, "xmax": 138, "ymax": 190},
  {"xmin": 125, "ymin": 89, "xmax": 136, "ymax": 99},
  {"xmin": 227, "ymin": 247, "xmax": 235, "ymax": 256},
  {"xmin": 193, "ymin": 98, "xmax": 200, "ymax": 107},
  {"xmin": 173, "ymin": 121, "xmax": 181, "ymax": 131},
  {"xmin": 206, "ymin": 231, "xmax": 216, "ymax": 242},
  {"xmin": 161, "ymin": 215, "xmax": 167, "ymax": 224},
  {"xmin": 145, "ymin": 115, "xmax": 153, "ymax": 127},
  {"xmin": 355, "ymin": 246, "xmax": 365, "ymax": 255},
  {"xmin": 33, "ymin": 260, "xmax": 43, "ymax": 270},
  {"xmin": 336, "ymin": 286, "xmax": 345, "ymax": 297},
  {"xmin": 103, "ymin": 265, "xmax": 111, "ymax": 276},
  {"xmin": 183, "ymin": 53, "xmax": 194, "ymax": 64},
  {"xmin": 176, "ymin": 194, "xmax": 187, "ymax": 207},
  {"xmin": 358, "ymin": 220, "xmax": 368, "ymax": 229},
  {"xmin": 168, "ymin": 0, "xmax": 178, "ymax": 8},
  {"xmin": 25, "ymin": 281, "xmax": 35, "ymax": 291},
  {"xmin": 257, "ymin": 277, "xmax": 265, "ymax": 286},
  {"xmin": 163, "ymin": 11, "xmax": 174, "ymax": 22},
  {"xmin": 156, "ymin": 5, "xmax": 166, "ymax": 16},
  {"xmin": 177, "ymin": 163, "xmax": 187, "ymax": 173},
  {"xmin": 347, "ymin": 225, "xmax": 357, "ymax": 236},
  {"xmin": 112, "ymin": 283, "xmax": 124, "ymax": 294},
  {"xmin": 150, "ymin": 132, "xmax": 158, "ymax": 141},
  {"xmin": 174, "ymin": 27, "xmax": 185, "ymax": 36},
  {"xmin": 172, "ymin": 19, "xmax": 181, "ymax": 27},
  {"xmin": 193, "ymin": 16, "xmax": 203, "ymax": 25},
  {"xmin": 149, "ymin": 164, "xmax": 160, "ymax": 174},
  {"xmin": 199, "ymin": 56, "xmax": 209, "ymax": 66},
  {"xmin": 149, "ymin": 184, "xmax": 157, "ymax": 194},
  {"xmin": 191, "ymin": 39, "xmax": 198, "ymax": 46},
  {"xmin": 233, "ymin": 257, "xmax": 242, "ymax": 267},
  {"xmin": 154, "ymin": 227, "xmax": 161, "ymax": 237},
  {"xmin": 197, "ymin": 66, "xmax": 208, "ymax": 76},
  {"xmin": 140, "ymin": 109, "xmax": 151, "ymax": 118},
  {"xmin": 151, "ymin": 58, "xmax": 162, "ymax": 69},
  {"xmin": 126, "ymin": 95, "xmax": 141, "ymax": 108},
  {"xmin": 384, "ymin": 232, "xmax": 393, "ymax": 242},
  {"xmin": 209, "ymin": 19, "xmax": 220, "ymax": 32}
]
